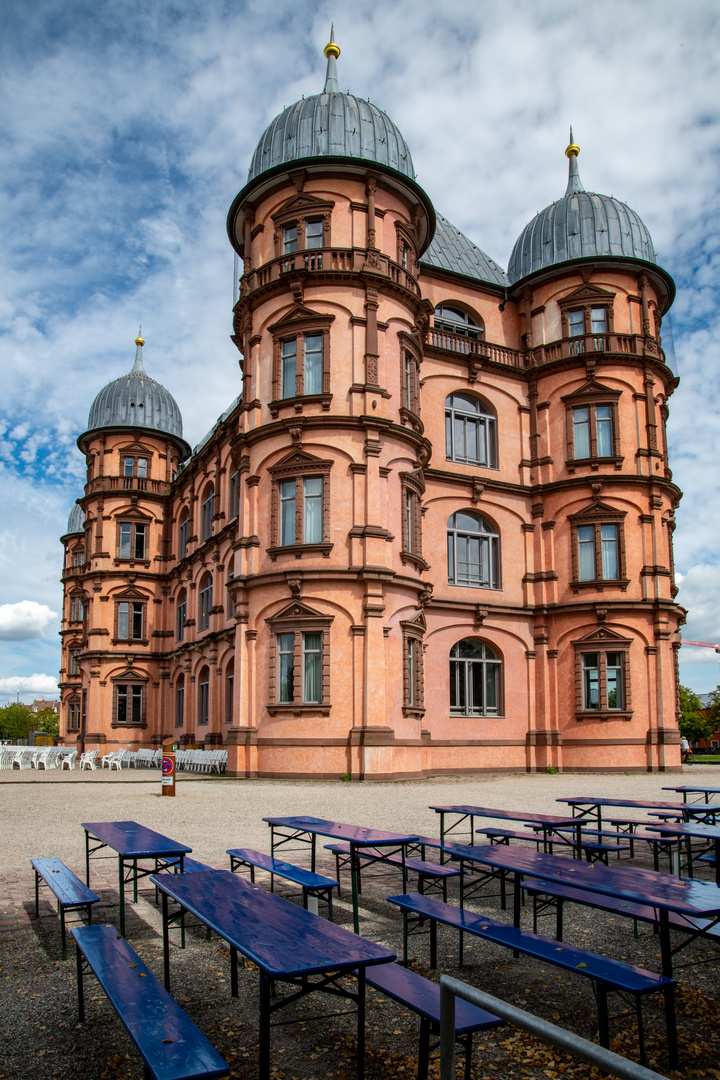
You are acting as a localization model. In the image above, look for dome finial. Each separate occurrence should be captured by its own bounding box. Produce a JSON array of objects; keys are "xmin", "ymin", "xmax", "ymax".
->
[
  {"xmin": 564, "ymin": 126, "xmax": 584, "ymax": 195},
  {"xmin": 323, "ymin": 26, "xmax": 340, "ymax": 93},
  {"xmin": 131, "ymin": 327, "xmax": 146, "ymax": 374}
]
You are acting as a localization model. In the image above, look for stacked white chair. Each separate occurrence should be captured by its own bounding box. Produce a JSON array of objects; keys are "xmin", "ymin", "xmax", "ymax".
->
[
  {"xmin": 79, "ymin": 750, "xmax": 99, "ymax": 770},
  {"xmin": 60, "ymin": 750, "xmax": 78, "ymax": 770}
]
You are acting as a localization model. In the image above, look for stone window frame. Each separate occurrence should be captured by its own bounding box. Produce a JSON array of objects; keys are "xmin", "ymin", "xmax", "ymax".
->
[
  {"xmin": 401, "ymin": 612, "xmax": 426, "ymax": 719},
  {"xmin": 229, "ymin": 471, "xmax": 240, "ymax": 519},
  {"xmin": 69, "ymin": 593, "xmax": 85, "ymax": 623},
  {"xmin": 66, "ymin": 695, "xmax": 81, "ymax": 731},
  {"xmin": 115, "ymin": 510, "xmax": 151, "ymax": 563},
  {"xmin": 445, "ymin": 390, "xmax": 498, "ymax": 469},
  {"xmin": 198, "ymin": 665, "xmax": 210, "ymax": 725},
  {"xmin": 198, "ymin": 571, "xmax": 213, "ymax": 632},
  {"xmin": 268, "ymin": 304, "xmax": 335, "ymax": 415},
  {"xmin": 572, "ymin": 626, "xmax": 633, "ymax": 722},
  {"xmin": 398, "ymin": 331, "xmax": 422, "ymax": 426},
  {"xmin": 271, "ymin": 191, "xmax": 335, "ymax": 258},
  {"xmin": 200, "ymin": 482, "xmax": 215, "ymax": 542},
  {"xmin": 178, "ymin": 508, "xmax": 191, "ymax": 560},
  {"xmin": 266, "ymin": 601, "xmax": 334, "ymax": 717},
  {"xmin": 558, "ymin": 283, "xmax": 616, "ymax": 354},
  {"xmin": 395, "ymin": 220, "xmax": 418, "ymax": 275},
  {"xmin": 68, "ymin": 643, "xmax": 82, "ymax": 676},
  {"xmin": 112, "ymin": 587, "xmax": 149, "ymax": 645},
  {"xmin": 176, "ymin": 588, "xmax": 187, "ymax": 642},
  {"xmin": 267, "ymin": 450, "xmax": 334, "ymax": 561},
  {"xmin": 225, "ymin": 662, "xmax": 234, "ymax": 724},
  {"xmin": 175, "ymin": 674, "xmax": 185, "ymax": 728},
  {"xmin": 561, "ymin": 380, "xmax": 623, "ymax": 470},
  {"xmin": 400, "ymin": 469, "xmax": 427, "ymax": 571},
  {"xmin": 568, "ymin": 502, "xmax": 629, "ymax": 592},
  {"xmin": 111, "ymin": 670, "xmax": 148, "ymax": 727}
]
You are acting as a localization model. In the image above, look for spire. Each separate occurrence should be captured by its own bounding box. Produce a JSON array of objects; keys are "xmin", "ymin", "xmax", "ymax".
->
[
  {"xmin": 564, "ymin": 126, "xmax": 585, "ymax": 195},
  {"xmin": 131, "ymin": 327, "xmax": 146, "ymax": 374},
  {"xmin": 323, "ymin": 25, "xmax": 340, "ymax": 93}
]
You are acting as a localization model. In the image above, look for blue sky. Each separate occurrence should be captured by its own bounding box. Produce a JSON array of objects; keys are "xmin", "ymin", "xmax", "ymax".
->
[{"xmin": 1, "ymin": 0, "xmax": 719, "ymax": 702}]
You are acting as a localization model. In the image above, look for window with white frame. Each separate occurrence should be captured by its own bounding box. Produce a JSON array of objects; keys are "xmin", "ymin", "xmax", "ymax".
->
[
  {"xmin": 199, "ymin": 574, "xmax": 213, "ymax": 631},
  {"xmin": 447, "ymin": 512, "xmax": 500, "ymax": 589},
  {"xmin": 118, "ymin": 521, "xmax": 147, "ymax": 560},
  {"xmin": 445, "ymin": 393, "xmax": 497, "ymax": 467},
  {"xmin": 449, "ymin": 639, "xmax": 503, "ymax": 716}
]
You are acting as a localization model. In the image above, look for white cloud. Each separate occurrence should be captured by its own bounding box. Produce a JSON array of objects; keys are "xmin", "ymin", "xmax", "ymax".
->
[
  {"xmin": 0, "ymin": 602, "xmax": 58, "ymax": 641},
  {"xmin": 0, "ymin": 673, "xmax": 59, "ymax": 696}
]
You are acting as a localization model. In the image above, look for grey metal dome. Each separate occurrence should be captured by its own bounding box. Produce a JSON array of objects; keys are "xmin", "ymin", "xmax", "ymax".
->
[
  {"xmin": 247, "ymin": 42, "xmax": 414, "ymax": 183},
  {"xmin": 66, "ymin": 502, "xmax": 85, "ymax": 536},
  {"xmin": 508, "ymin": 139, "xmax": 657, "ymax": 285},
  {"xmin": 86, "ymin": 338, "xmax": 184, "ymax": 441},
  {"xmin": 422, "ymin": 213, "xmax": 509, "ymax": 288}
]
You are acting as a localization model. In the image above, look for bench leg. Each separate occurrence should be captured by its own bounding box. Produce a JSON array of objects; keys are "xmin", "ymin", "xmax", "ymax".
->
[
  {"xmin": 664, "ymin": 986, "xmax": 679, "ymax": 1070},
  {"xmin": 596, "ymin": 985, "xmax": 610, "ymax": 1049},
  {"xmin": 462, "ymin": 1033, "xmax": 473, "ymax": 1080},
  {"xmin": 34, "ymin": 871, "xmax": 39, "ymax": 919},
  {"xmin": 357, "ymin": 967, "xmax": 366, "ymax": 1080},
  {"xmin": 76, "ymin": 946, "xmax": 85, "ymax": 1022},
  {"xmin": 556, "ymin": 899, "xmax": 564, "ymax": 943},
  {"xmin": 418, "ymin": 1018, "xmax": 430, "ymax": 1080},
  {"xmin": 231, "ymin": 946, "xmax": 238, "ymax": 997},
  {"xmin": 430, "ymin": 920, "xmax": 437, "ymax": 970},
  {"xmin": 59, "ymin": 902, "xmax": 67, "ymax": 962},
  {"xmin": 258, "ymin": 973, "xmax": 271, "ymax": 1080},
  {"xmin": 636, "ymin": 997, "xmax": 646, "ymax": 1066}
]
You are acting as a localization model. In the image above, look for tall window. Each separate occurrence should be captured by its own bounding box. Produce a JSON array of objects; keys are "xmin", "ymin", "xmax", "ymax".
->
[
  {"xmin": 176, "ymin": 590, "xmax": 187, "ymax": 642},
  {"xmin": 572, "ymin": 405, "xmax": 614, "ymax": 459},
  {"xmin": 582, "ymin": 652, "xmax": 624, "ymax": 710},
  {"xmin": 175, "ymin": 676, "xmax": 184, "ymax": 728},
  {"xmin": 450, "ymin": 639, "xmax": 502, "ymax": 716},
  {"xmin": 178, "ymin": 511, "xmax": 189, "ymax": 559},
  {"xmin": 281, "ymin": 334, "xmax": 323, "ymax": 398},
  {"xmin": 119, "ymin": 522, "xmax": 146, "ymax": 560},
  {"xmin": 447, "ymin": 512, "xmax": 500, "ymax": 589},
  {"xmin": 276, "ymin": 632, "xmax": 322, "ymax": 704},
  {"xmin": 278, "ymin": 633, "xmax": 295, "ymax": 703},
  {"xmin": 226, "ymin": 668, "xmax": 234, "ymax": 723},
  {"xmin": 229, "ymin": 472, "xmax": 240, "ymax": 518},
  {"xmin": 445, "ymin": 394, "xmax": 497, "ymax": 467},
  {"xmin": 69, "ymin": 649, "xmax": 81, "ymax": 675},
  {"xmin": 279, "ymin": 478, "xmax": 323, "ymax": 546},
  {"xmin": 569, "ymin": 505, "xmax": 627, "ymax": 587},
  {"xmin": 198, "ymin": 667, "xmax": 209, "ymax": 725},
  {"xmin": 201, "ymin": 485, "xmax": 215, "ymax": 542},
  {"xmin": 400, "ymin": 471, "xmax": 425, "ymax": 568},
  {"xmin": 70, "ymin": 596, "xmax": 84, "ymax": 621},
  {"xmin": 402, "ymin": 622, "xmax": 427, "ymax": 717},
  {"xmin": 123, "ymin": 456, "xmax": 148, "ymax": 482},
  {"xmin": 116, "ymin": 684, "xmax": 144, "ymax": 724},
  {"xmin": 267, "ymin": 601, "xmax": 333, "ymax": 715},
  {"xmin": 283, "ymin": 224, "xmax": 297, "ymax": 254},
  {"xmin": 199, "ymin": 573, "xmax": 213, "ymax": 631},
  {"xmin": 67, "ymin": 701, "xmax": 80, "ymax": 731},
  {"xmin": 305, "ymin": 219, "xmax": 323, "ymax": 249},
  {"xmin": 73, "ymin": 551, "xmax": 85, "ymax": 567},
  {"xmin": 567, "ymin": 306, "xmax": 608, "ymax": 353},
  {"xmin": 118, "ymin": 601, "xmax": 145, "ymax": 640}
]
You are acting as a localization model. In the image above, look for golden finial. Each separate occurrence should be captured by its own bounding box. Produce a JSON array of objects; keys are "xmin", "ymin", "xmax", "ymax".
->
[
  {"xmin": 565, "ymin": 125, "xmax": 580, "ymax": 158},
  {"xmin": 135, "ymin": 325, "xmax": 145, "ymax": 347},
  {"xmin": 324, "ymin": 24, "xmax": 340, "ymax": 59}
]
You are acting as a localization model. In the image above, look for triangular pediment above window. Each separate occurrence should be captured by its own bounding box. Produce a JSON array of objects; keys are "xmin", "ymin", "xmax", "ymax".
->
[
  {"xmin": 110, "ymin": 667, "xmax": 149, "ymax": 683},
  {"xmin": 113, "ymin": 507, "xmax": 153, "ymax": 522},
  {"xmin": 117, "ymin": 441, "xmax": 153, "ymax": 455},
  {"xmin": 112, "ymin": 584, "xmax": 149, "ymax": 601},
  {"xmin": 401, "ymin": 609, "xmax": 426, "ymax": 632},
  {"xmin": 562, "ymin": 379, "xmax": 622, "ymax": 403},
  {"xmin": 268, "ymin": 303, "xmax": 334, "ymax": 335},
  {"xmin": 269, "ymin": 449, "xmax": 334, "ymax": 475},
  {"xmin": 568, "ymin": 501, "xmax": 627, "ymax": 523},
  {"xmin": 558, "ymin": 282, "xmax": 616, "ymax": 308},
  {"xmin": 266, "ymin": 600, "xmax": 335, "ymax": 629},
  {"xmin": 573, "ymin": 625, "xmax": 632, "ymax": 648},
  {"xmin": 272, "ymin": 193, "xmax": 335, "ymax": 221},
  {"xmin": 67, "ymin": 639, "xmax": 82, "ymax": 651}
]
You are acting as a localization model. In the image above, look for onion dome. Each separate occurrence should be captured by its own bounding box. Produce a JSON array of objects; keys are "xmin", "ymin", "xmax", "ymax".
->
[
  {"xmin": 508, "ymin": 130, "xmax": 661, "ymax": 286},
  {"xmin": 422, "ymin": 213, "xmax": 508, "ymax": 288},
  {"xmin": 82, "ymin": 334, "xmax": 190, "ymax": 457},
  {"xmin": 247, "ymin": 29, "xmax": 414, "ymax": 183},
  {"xmin": 65, "ymin": 502, "xmax": 85, "ymax": 536}
]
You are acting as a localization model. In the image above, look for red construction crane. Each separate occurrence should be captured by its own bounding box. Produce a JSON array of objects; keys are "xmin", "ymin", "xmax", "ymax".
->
[{"xmin": 681, "ymin": 640, "xmax": 720, "ymax": 651}]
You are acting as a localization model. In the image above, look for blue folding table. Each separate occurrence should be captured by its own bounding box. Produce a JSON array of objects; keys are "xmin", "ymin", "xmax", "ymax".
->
[
  {"xmin": 82, "ymin": 820, "xmax": 191, "ymax": 936},
  {"xmin": 557, "ymin": 796, "xmax": 720, "ymax": 829},
  {"xmin": 263, "ymin": 815, "xmax": 419, "ymax": 932},
  {"xmin": 646, "ymin": 821, "xmax": 720, "ymax": 885},
  {"xmin": 662, "ymin": 785, "xmax": 720, "ymax": 804},
  {"xmin": 152, "ymin": 868, "xmax": 394, "ymax": 1080},
  {"xmin": 429, "ymin": 804, "xmax": 587, "ymax": 858}
]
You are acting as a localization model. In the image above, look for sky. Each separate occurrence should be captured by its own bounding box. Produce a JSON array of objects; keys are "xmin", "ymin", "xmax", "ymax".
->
[{"xmin": 0, "ymin": 0, "xmax": 719, "ymax": 703}]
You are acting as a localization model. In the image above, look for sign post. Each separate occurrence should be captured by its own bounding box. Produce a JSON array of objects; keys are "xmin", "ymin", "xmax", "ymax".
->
[{"xmin": 161, "ymin": 739, "xmax": 176, "ymax": 797}]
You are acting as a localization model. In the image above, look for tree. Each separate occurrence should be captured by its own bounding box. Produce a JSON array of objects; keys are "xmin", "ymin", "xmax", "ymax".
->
[
  {"xmin": 34, "ymin": 707, "xmax": 59, "ymax": 738},
  {"xmin": 0, "ymin": 704, "xmax": 34, "ymax": 741},
  {"xmin": 678, "ymin": 685, "xmax": 714, "ymax": 743}
]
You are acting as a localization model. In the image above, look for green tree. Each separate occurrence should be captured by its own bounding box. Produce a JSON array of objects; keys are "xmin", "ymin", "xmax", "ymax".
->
[
  {"xmin": 34, "ymin": 707, "xmax": 59, "ymax": 738},
  {"xmin": 678, "ymin": 685, "xmax": 714, "ymax": 743},
  {"xmin": 0, "ymin": 704, "xmax": 34, "ymax": 741}
]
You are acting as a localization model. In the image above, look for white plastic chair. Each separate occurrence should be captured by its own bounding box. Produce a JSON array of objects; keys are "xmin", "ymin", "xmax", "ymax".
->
[
  {"xmin": 79, "ymin": 750, "xmax": 99, "ymax": 771},
  {"xmin": 61, "ymin": 750, "xmax": 78, "ymax": 770},
  {"xmin": 109, "ymin": 750, "xmax": 129, "ymax": 771}
]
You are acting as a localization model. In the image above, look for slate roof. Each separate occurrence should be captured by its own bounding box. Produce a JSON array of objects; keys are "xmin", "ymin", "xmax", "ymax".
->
[{"xmin": 421, "ymin": 214, "xmax": 508, "ymax": 288}]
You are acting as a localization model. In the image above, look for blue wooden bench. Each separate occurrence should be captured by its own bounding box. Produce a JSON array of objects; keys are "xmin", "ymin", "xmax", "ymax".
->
[
  {"xmin": 72, "ymin": 924, "xmax": 229, "ymax": 1080},
  {"xmin": 160, "ymin": 856, "xmax": 216, "ymax": 946},
  {"xmin": 227, "ymin": 847, "xmax": 338, "ymax": 917},
  {"xmin": 365, "ymin": 961, "xmax": 502, "ymax": 1080},
  {"xmin": 31, "ymin": 857, "xmax": 100, "ymax": 961},
  {"xmin": 387, "ymin": 891, "xmax": 677, "ymax": 1067},
  {"xmin": 325, "ymin": 843, "xmax": 460, "ymax": 902}
]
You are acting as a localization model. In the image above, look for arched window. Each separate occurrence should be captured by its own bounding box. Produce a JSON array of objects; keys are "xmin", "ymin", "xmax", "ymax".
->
[
  {"xmin": 450, "ymin": 639, "xmax": 502, "ymax": 716},
  {"xmin": 176, "ymin": 589, "xmax": 187, "ymax": 642},
  {"xmin": 201, "ymin": 484, "xmax": 215, "ymax": 542},
  {"xmin": 434, "ymin": 304, "xmax": 483, "ymax": 339},
  {"xmin": 198, "ymin": 666, "xmax": 209, "ymax": 726},
  {"xmin": 445, "ymin": 393, "xmax": 497, "ymax": 467},
  {"xmin": 175, "ymin": 675, "xmax": 184, "ymax": 728},
  {"xmin": 447, "ymin": 512, "xmax": 500, "ymax": 589},
  {"xmin": 199, "ymin": 573, "xmax": 213, "ymax": 631},
  {"xmin": 225, "ymin": 662, "xmax": 234, "ymax": 724},
  {"xmin": 178, "ymin": 510, "xmax": 189, "ymax": 559}
]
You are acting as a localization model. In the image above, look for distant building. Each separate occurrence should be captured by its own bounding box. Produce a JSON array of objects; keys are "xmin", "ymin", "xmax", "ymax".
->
[
  {"xmin": 59, "ymin": 37, "xmax": 684, "ymax": 775},
  {"xmin": 28, "ymin": 700, "xmax": 60, "ymax": 715}
]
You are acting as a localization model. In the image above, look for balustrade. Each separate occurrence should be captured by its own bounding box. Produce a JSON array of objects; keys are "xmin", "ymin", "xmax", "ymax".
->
[
  {"xmin": 240, "ymin": 247, "xmax": 420, "ymax": 296},
  {"xmin": 86, "ymin": 476, "xmax": 171, "ymax": 496}
]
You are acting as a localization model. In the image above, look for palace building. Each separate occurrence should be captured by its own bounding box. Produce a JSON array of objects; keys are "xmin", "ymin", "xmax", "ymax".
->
[{"xmin": 59, "ymin": 36, "xmax": 684, "ymax": 776}]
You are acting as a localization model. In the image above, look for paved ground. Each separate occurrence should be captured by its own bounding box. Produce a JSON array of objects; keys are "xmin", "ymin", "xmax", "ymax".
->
[{"xmin": 1, "ymin": 767, "xmax": 719, "ymax": 1080}]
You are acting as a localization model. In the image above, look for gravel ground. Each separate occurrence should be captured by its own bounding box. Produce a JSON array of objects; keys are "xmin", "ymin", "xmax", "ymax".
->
[{"xmin": 1, "ymin": 768, "xmax": 719, "ymax": 1080}]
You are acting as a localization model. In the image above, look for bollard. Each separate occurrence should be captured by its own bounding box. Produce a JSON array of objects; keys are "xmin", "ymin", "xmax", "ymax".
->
[{"xmin": 161, "ymin": 739, "xmax": 176, "ymax": 797}]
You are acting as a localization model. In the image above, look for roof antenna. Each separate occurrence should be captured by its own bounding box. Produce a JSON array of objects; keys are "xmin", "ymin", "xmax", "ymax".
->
[
  {"xmin": 323, "ymin": 25, "xmax": 340, "ymax": 93},
  {"xmin": 565, "ymin": 126, "xmax": 585, "ymax": 196}
]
